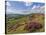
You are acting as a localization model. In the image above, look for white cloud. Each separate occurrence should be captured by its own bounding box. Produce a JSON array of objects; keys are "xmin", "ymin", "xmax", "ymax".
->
[
  {"xmin": 6, "ymin": 2, "xmax": 11, "ymax": 6},
  {"xmin": 6, "ymin": 5, "xmax": 45, "ymax": 14},
  {"xmin": 32, "ymin": 5, "xmax": 40, "ymax": 9},
  {"xmin": 24, "ymin": 0, "xmax": 32, "ymax": 6},
  {"xmin": 6, "ymin": 0, "xmax": 45, "ymax": 3},
  {"xmin": 6, "ymin": 0, "xmax": 45, "ymax": 14},
  {"xmin": 7, "ymin": 9, "xmax": 29, "ymax": 14},
  {"xmin": 6, "ymin": 0, "xmax": 32, "ymax": 6},
  {"xmin": 32, "ymin": 5, "xmax": 36, "ymax": 9},
  {"xmin": 6, "ymin": 6, "xmax": 45, "ymax": 15},
  {"xmin": 23, "ymin": 0, "xmax": 31, "ymax": 3},
  {"xmin": 40, "ymin": 6, "xmax": 45, "ymax": 9},
  {"xmin": 25, "ymin": 2, "xmax": 33, "ymax": 6},
  {"xmin": 31, "ymin": 5, "xmax": 45, "ymax": 14}
]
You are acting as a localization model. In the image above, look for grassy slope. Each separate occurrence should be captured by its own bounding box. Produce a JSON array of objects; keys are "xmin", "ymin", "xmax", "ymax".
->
[{"xmin": 6, "ymin": 13, "xmax": 45, "ymax": 34}]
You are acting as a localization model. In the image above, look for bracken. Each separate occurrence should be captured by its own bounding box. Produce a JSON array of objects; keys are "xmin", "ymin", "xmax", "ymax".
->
[{"xmin": 25, "ymin": 22, "xmax": 43, "ymax": 32}]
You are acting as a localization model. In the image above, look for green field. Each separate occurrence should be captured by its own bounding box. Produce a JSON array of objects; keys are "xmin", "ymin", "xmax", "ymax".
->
[{"xmin": 6, "ymin": 13, "xmax": 45, "ymax": 34}]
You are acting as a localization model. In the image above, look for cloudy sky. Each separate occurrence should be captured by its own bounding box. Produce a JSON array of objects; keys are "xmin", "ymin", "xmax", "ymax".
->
[{"xmin": 6, "ymin": 1, "xmax": 45, "ymax": 14}]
